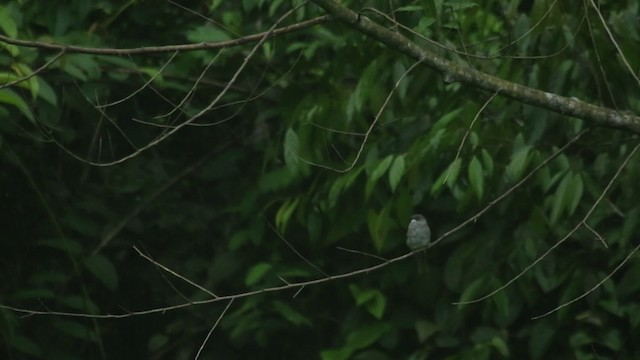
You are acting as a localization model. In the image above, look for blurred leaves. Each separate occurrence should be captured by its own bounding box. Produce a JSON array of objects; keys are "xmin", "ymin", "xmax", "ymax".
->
[
  {"xmin": 83, "ymin": 254, "xmax": 119, "ymax": 291},
  {"xmin": 1, "ymin": 0, "xmax": 640, "ymax": 359},
  {"xmin": 349, "ymin": 284, "xmax": 387, "ymax": 320}
]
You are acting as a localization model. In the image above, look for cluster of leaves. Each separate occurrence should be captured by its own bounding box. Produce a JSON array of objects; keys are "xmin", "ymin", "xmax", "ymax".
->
[{"xmin": 1, "ymin": 0, "xmax": 640, "ymax": 359}]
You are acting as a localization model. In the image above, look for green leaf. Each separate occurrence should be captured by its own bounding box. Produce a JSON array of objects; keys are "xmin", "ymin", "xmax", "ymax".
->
[
  {"xmin": 490, "ymin": 336, "xmax": 510, "ymax": 357},
  {"xmin": 481, "ymin": 149, "xmax": 494, "ymax": 176},
  {"xmin": 457, "ymin": 278, "xmax": 487, "ymax": 309},
  {"xmin": 269, "ymin": 0, "xmax": 285, "ymax": 16},
  {"xmin": 10, "ymin": 288, "xmax": 56, "ymax": 301},
  {"xmin": 328, "ymin": 167, "xmax": 364, "ymax": 207},
  {"xmin": 506, "ymin": 146, "xmax": 531, "ymax": 181},
  {"xmin": 60, "ymin": 296, "xmax": 99, "ymax": 313},
  {"xmin": 138, "ymin": 66, "xmax": 165, "ymax": 85},
  {"xmin": 364, "ymin": 145, "xmax": 379, "ymax": 174},
  {"xmin": 365, "ymin": 155, "xmax": 393, "ymax": 198},
  {"xmin": 468, "ymin": 156, "xmax": 484, "ymax": 200},
  {"xmin": 283, "ymin": 128, "xmax": 300, "ymax": 174},
  {"xmin": 431, "ymin": 158, "xmax": 462, "ymax": 195},
  {"xmin": 491, "ymin": 289, "xmax": 510, "ymax": 319},
  {"xmin": 54, "ymin": 320, "xmax": 98, "ymax": 342},
  {"xmin": 446, "ymin": 158, "xmax": 462, "ymax": 189},
  {"xmin": 12, "ymin": 63, "xmax": 39, "ymax": 99},
  {"xmin": 321, "ymin": 322, "xmax": 392, "ymax": 360},
  {"xmin": 569, "ymin": 331, "xmax": 594, "ymax": 348},
  {"xmin": 534, "ymin": 263, "xmax": 564, "ymax": 292},
  {"xmin": 272, "ymin": 300, "xmax": 312, "ymax": 326},
  {"xmin": 566, "ymin": 173, "xmax": 583, "ymax": 216},
  {"xmin": 0, "ymin": 71, "xmax": 17, "ymax": 83},
  {"xmin": 11, "ymin": 336, "xmax": 43, "ymax": 358},
  {"xmin": 529, "ymin": 322, "xmax": 555, "ymax": 359},
  {"xmin": 349, "ymin": 284, "xmax": 387, "ymax": 319},
  {"xmin": 367, "ymin": 206, "xmax": 391, "ymax": 251},
  {"xmin": 37, "ymin": 238, "xmax": 83, "ymax": 254},
  {"xmin": 148, "ymin": 334, "xmax": 169, "ymax": 352},
  {"xmin": 393, "ymin": 61, "xmax": 409, "ymax": 100},
  {"xmin": 470, "ymin": 131, "xmax": 479, "ymax": 149},
  {"xmin": 388, "ymin": 155, "xmax": 406, "ymax": 192},
  {"xmin": 432, "ymin": 108, "xmax": 464, "ymax": 132},
  {"xmin": 550, "ymin": 172, "xmax": 571, "ymax": 224},
  {"xmin": 0, "ymin": 7, "xmax": 18, "ymax": 37},
  {"xmin": 370, "ymin": 155, "xmax": 393, "ymax": 181},
  {"xmin": 395, "ymin": 5, "xmax": 423, "ymax": 12},
  {"xmin": 320, "ymin": 347, "xmax": 352, "ymax": 360},
  {"xmin": 345, "ymin": 323, "xmax": 392, "ymax": 349},
  {"xmin": 347, "ymin": 59, "xmax": 383, "ymax": 121},
  {"xmin": 275, "ymin": 197, "xmax": 300, "ymax": 232},
  {"xmin": 542, "ymin": 169, "xmax": 567, "ymax": 193},
  {"xmin": 601, "ymin": 329, "xmax": 622, "ymax": 351},
  {"xmin": 259, "ymin": 167, "xmax": 296, "ymax": 191},
  {"xmin": 35, "ymin": 77, "xmax": 57, "ymax": 105},
  {"xmin": 185, "ymin": 25, "xmax": 231, "ymax": 42},
  {"xmin": 83, "ymin": 254, "xmax": 119, "ymax": 291},
  {"xmin": 0, "ymin": 89, "xmax": 34, "ymax": 123},
  {"xmin": 442, "ymin": 1, "xmax": 477, "ymax": 10},
  {"xmin": 245, "ymin": 263, "xmax": 272, "ymax": 286},
  {"xmin": 415, "ymin": 320, "xmax": 439, "ymax": 342},
  {"xmin": 59, "ymin": 54, "xmax": 100, "ymax": 80}
]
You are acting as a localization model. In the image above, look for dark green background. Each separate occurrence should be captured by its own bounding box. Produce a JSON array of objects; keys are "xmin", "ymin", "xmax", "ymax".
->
[{"xmin": 1, "ymin": 0, "xmax": 639, "ymax": 359}]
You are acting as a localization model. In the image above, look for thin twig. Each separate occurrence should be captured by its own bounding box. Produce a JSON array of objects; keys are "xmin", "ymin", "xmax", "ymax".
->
[
  {"xmin": 0, "ymin": 51, "xmax": 65, "ymax": 89},
  {"xmin": 0, "ymin": 126, "xmax": 589, "ymax": 319},
  {"xmin": 91, "ymin": 145, "xmax": 224, "ymax": 254},
  {"xmin": 532, "ymin": 241, "xmax": 640, "ymax": 320},
  {"xmin": 134, "ymin": 247, "xmax": 218, "ymax": 298},
  {"xmin": 295, "ymin": 58, "xmax": 425, "ymax": 172},
  {"xmin": 54, "ymin": 2, "xmax": 307, "ymax": 167},
  {"xmin": 194, "ymin": 299, "xmax": 234, "ymax": 360},
  {"xmin": 588, "ymin": 0, "xmax": 640, "ymax": 86},
  {"xmin": 266, "ymin": 219, "xmax": 329, "ymax": 278},
  {"xmin": 336, "ymin": 246, "xmax": 388, "ymax": 262},
  {"xmin": 433, "ymin": 128, "xmax": 590, "ymax": 247},
  {"xmin": 443, "ymin": 90, "xmax": 498, "ymax": 184},
  {"xmin": 454, "ymin": 141, "xmax": 640, "ymax": 305},
  {"xmin": 95, "ymin": 51, "xmax": 179, "ymax": 109},
  {"xmin": 583, "ymin": 222, "xmax": 608, "ymax": 248},
  {"xmin": 0, "ymin": 16, "xmax": 330, "ymax": 55}
]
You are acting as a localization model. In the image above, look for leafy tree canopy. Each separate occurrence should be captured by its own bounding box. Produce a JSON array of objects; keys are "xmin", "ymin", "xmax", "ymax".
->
[{"xmin": 1, "ymin": 0, "xmax": 639, "ymax": 359}]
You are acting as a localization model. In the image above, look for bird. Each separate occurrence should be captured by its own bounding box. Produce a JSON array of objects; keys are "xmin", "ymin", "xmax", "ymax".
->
[{"xmin": 406, "ymin": 214, "xmax": 431, "ymax": 251}]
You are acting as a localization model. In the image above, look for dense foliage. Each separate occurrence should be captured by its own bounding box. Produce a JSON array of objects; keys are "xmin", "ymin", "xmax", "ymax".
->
[{"xmin": 1, "ymin": 0, "xmax": 639, "ymax": 359}]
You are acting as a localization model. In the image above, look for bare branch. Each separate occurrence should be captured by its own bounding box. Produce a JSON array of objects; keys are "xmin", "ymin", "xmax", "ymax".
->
[
  {"xmin": 0, "ymin": 120, "xmax": 590, "ymax": 320},
  {"xmin": 0, "ymin": 16, "xmax": 329, "ymax": 55},
  {"xmin": 134, "ymin": 246, "xmax": 219, "ymax": 299},
  {"xmin": 266, "ymin": 220, "xmax": 330, "ymax": 278},
  {"xmin": 444, "ymin": 90, "xmax": 499, "ymax": 184},
  {"xmin": 66, "ymin": 2, "xmax": 307, "ymax": 166},
  {"xmin": 310, "ymin": 0, "xmax": 640, "ymax": 133},
  {"xmin": 91, "ymin": 144, "xmax": 226, "ymax": 254},
  {"xmin": 194, "ymin": 299, "xmax": 234, "ymax": 360},
  {"xmin": 337, "ymin": 246, "xmax": 389, "ymax": 262},
  {"xmin": 454, "ymin": 141, "xmax": 640, "ymax": 305},
  {"xmin": 588, "ymin": 0, "xmax": 640, "ymax": 86},
  {"xmin": 0, "ymin": 51, "xmax": 65, "ymax": 89},
  {"xmin": 433, "ymin": 128, "xmax": 590, "ymax": 247},
  {"xmin": 295, "ymin": 58, "xmax": 424, "ymax": 172},
  {"xmin": 532, "ymin": 241, "xmax": 640, "ymax": 320}
]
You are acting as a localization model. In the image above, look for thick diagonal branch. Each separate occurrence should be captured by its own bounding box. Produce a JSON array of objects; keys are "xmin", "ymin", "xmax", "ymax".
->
[{"xmin": 311, "ymin": 0, "xmax": 640, "ymax": 133}]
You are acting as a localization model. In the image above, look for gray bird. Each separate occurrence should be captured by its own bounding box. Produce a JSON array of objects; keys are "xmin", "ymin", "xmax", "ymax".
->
[{"xmin": 406, "ymin": 214, "xmax": 431, "ymax": 251}]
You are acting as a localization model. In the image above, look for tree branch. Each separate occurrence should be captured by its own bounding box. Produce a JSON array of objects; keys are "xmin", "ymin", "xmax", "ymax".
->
[
  {"xmin": 310, "ymin": 0, "xmax": 640, "ymax": 133},
  {"xmin": 0, "ymin": 15, "xmax": 329, "ymax": 55}
]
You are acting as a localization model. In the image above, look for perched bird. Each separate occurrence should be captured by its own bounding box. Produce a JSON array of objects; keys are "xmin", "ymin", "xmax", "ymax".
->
[{"xmin": 406, "ymin": 214, "xmax": 431, "ymax": 251}]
